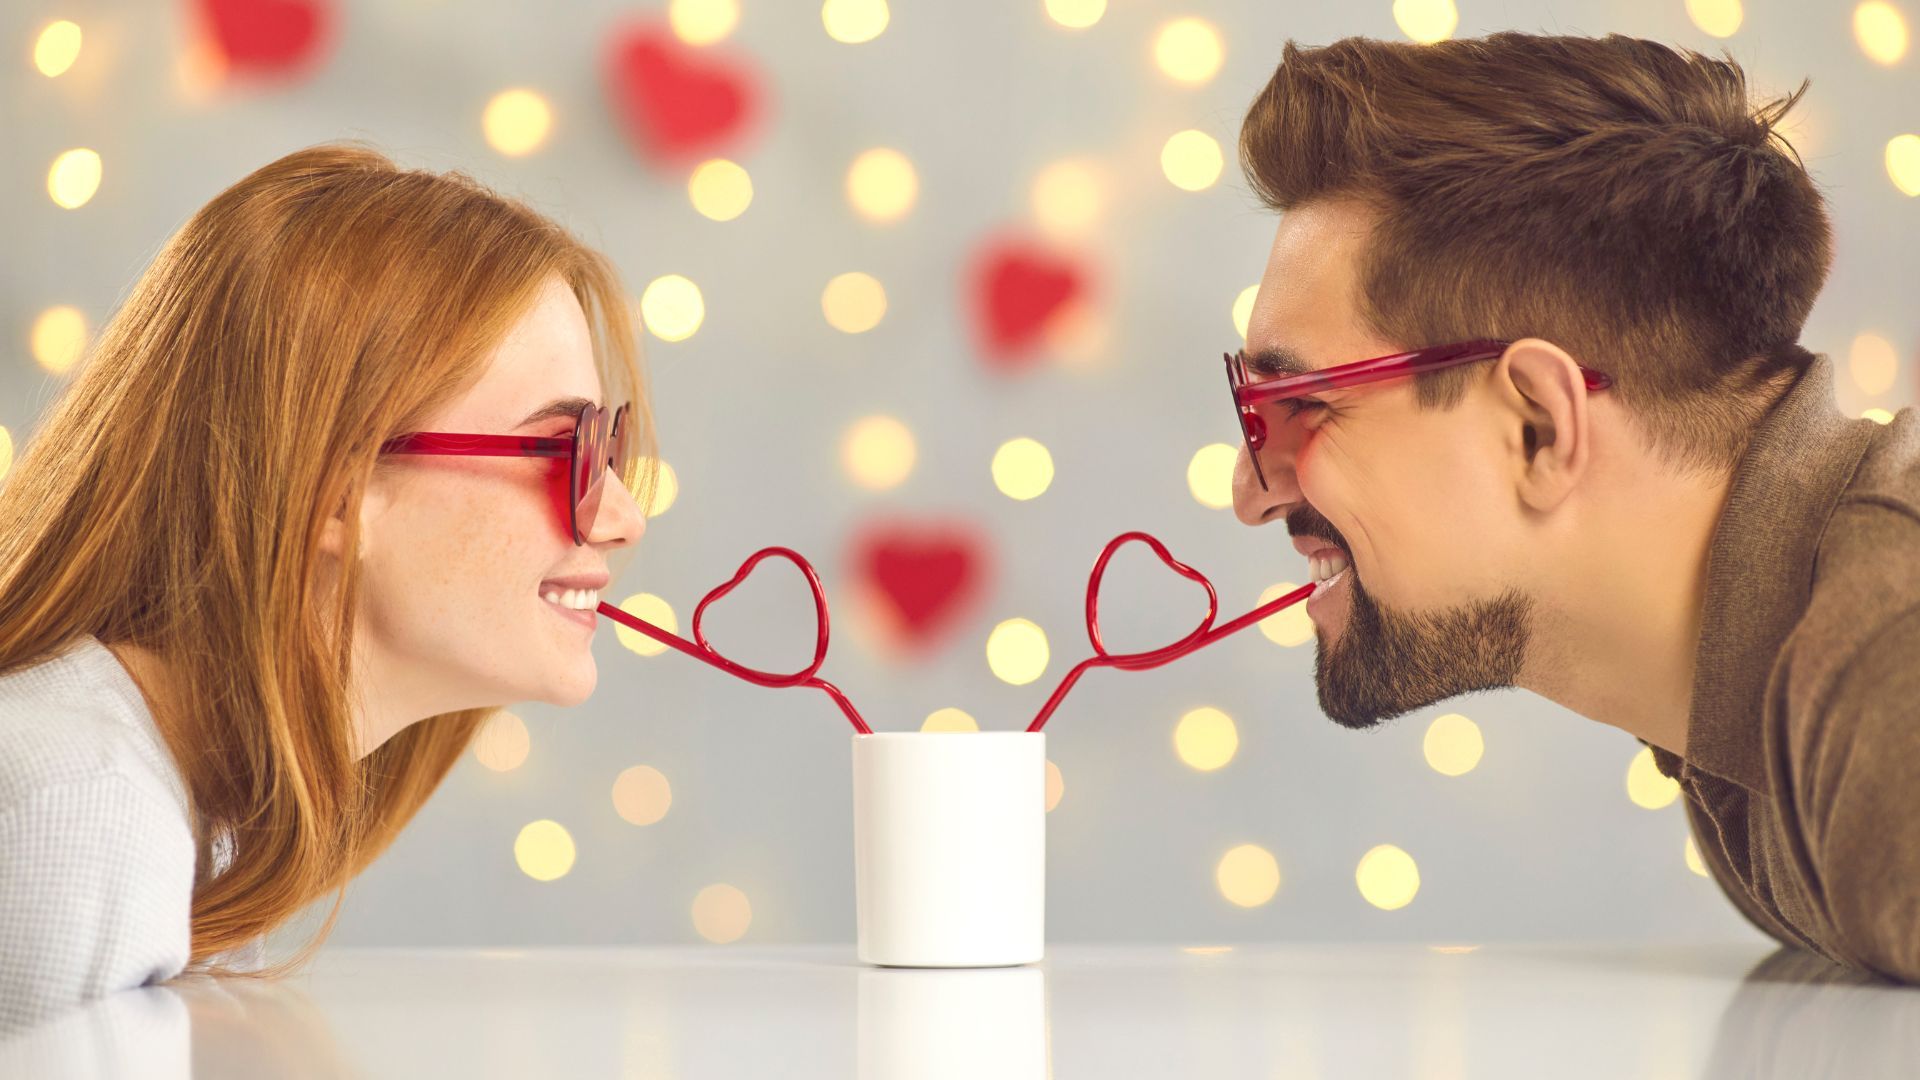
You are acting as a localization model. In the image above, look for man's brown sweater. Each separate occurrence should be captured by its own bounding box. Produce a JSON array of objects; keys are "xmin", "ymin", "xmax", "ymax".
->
[{"xmin": 1648, "ymin": 352, "xmax": 1919, "ymax": 983}]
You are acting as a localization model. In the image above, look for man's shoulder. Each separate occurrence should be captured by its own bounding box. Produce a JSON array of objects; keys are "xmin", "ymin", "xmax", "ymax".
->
[
  {"xmin": 1789, "ymin": 410, "xmax": 1920, "ymax": 663},
  {"xmin": 1842, "ymin": 406, "xmax": 1920, "ymax": 510},
  {"xmin": 1763, "ymin": 411, "xmax": 1920, "ymax": 751}
]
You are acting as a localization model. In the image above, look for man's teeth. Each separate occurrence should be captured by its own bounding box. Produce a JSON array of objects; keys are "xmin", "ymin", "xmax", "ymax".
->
[
  {"xmin": 542, "ymin": 588, "xmax": 601, "ymax": 611},
  {"xmin": 1309, "ymin": 550, "xmax": 1352, "ymax": 584}
]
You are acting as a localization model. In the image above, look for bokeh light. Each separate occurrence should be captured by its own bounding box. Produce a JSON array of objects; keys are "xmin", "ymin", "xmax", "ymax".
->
[
  {"xmin": 1046, "ymin": 299, "xmax": 1109, "ymax": 366},
  {"xmin": 1153, "ymin": 18, "xmax": 1224, "ymax": 85},
  {"xmin": 1045, "ymin": 0, "xmax": 1105, "ymax": 30},
  {"xmin": 1770, "ymin": 101, "xmax": 1820, "ymax": 159},
  {"xmin": 175, "ymin": 34, "xmax": 226, "ymax": 101},
  {"xmin": 823, "ymin": 0, "xmax": 889, "ymax": 45},
  {"xmin": 846, "ymin": 148, "xmax": 918, "ymax": 222},
  {"xmin": 1854, "ymin": 1, "xmax": 1909, "ymax": 64},
  {"xmin": 1393, "ymin": 0, "xmax": 1459, "ymax": 43},
  {"xmin": 1626, "ymin": 746, "xmax": 1681, "ymax": 809},
  {"xmin": 921, "ymin": 707, "xmax": 980, "ymax": 732},
  {"xmin": 34, "ymin": 20, "xmax": 82, "ymax": 78},
  {"xmin": 1356, "ymin": 844, "xmax": 1421, "ymax": 910},
  {"xmin": 1850, "ymin": 332, "xmax": 1899, "ymax": 396},
  {"xmin": 473, "ymin": 711, "xmax": 531, "ymax": 772},
  {"xmin": 692, "ymin": 883, "xmax": 753, "ymax": 943},
  {"xmin": 640, "ymin": 274, "xmax": 705, "ymax": 342},
  {"xmin": 615, "ymin": 593, "xmax": 678, "ymax": 657},
  {"xmin": 1174, "ymin": 706, "xmax": 1239, "ymax": 771},
  {"xmin": 612, "ymin": 765, "xmax": 673, "ymax": 826},
  {"xmin": 1257, "ymin": 583, "xmax": 1314, "ymax": 647},
  {"xmin": 1422, "ymin": 713, "xmax": 1484, "ymax": 777},
  {"xmin": 841, "ymin": 414, "xmax": 916, "ymax": 490},
  {"xmin": 1186, "ymin": 443, "xmax": 1237, "ymax": 509},
  {"xmin": 688, "ymin": 158, "xmax": 753, "ymax": 221},
  {"xmin": 48, "ymin": 149, "xmax": 101, "ymax": 209},
  {"xmin": 642, "ymin": 459, "xmax": 679, "ymax": 517},
  {"xmin": 1887, "ymin": 134, "xmax": 1920, "ymax": 196},
  {"xmin": 822, "ymin": 271, "xmax": 888, "ymax": 333},
  {"xmin": 1045, "ymin": 760, "xmax": 1064, "ymax": 812},
  {"xmin": 514, "ymin": 820, "xmax": 576, "ymax": 882},
  {"xmin": 1232, "ymin": 284, "xmax": 1259, "ymax": 341},
  {"xmin": 1864, "ymin": 407, "xmax": 1896, "ymax": 424},
  {"xmin": 991, "ymin": 437, "xmax": 1055, "ymax": 500},
  {"xmin": 1031, "ymin": 159, "xmax": 1105, "ymax": 241},
  {"xmin": 0, "ymin": 428, "xmax": 12, "ymax": 483},
  {"xmin": 31, "ymin": 306, "xmax": 88, "ymax": 375},
  {"xmin": 671, "ymin": 0, "xmax": 740, "ymax": 45},
  {"xmin": 987, "ymin": 617, "xmax": 1050, "ymax": 685},
  {"xmin": 1161, "ymin": 129, "xmax": 1223, "ymax": 191},
  {"xmin": 1685, "ymin": 0, "xmax": 1743, "ymax": 37},
  {"xmin": 1684, "ymin": 835, "xmax": 1710, "ymax": 877},
  {"xmin": 1216, "ymin": 844, "xmax": 1282, "ymax": 908},
  {"xmin": 482, "ymin": 89, "xmax": 552, "ymax": 156}
]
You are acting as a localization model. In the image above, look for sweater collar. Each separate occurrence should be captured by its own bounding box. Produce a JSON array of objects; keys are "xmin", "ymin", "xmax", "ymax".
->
[{"xmin": 1681, "ymin": 353, "xmax": 1876, "ymax": 791}]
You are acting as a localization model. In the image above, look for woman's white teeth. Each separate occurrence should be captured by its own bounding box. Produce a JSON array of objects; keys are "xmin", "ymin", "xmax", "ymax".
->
[
  {"xmin": 1310, "ymin": 550, "xmax": 1352, "ymax": 583},
  {"xmin": 542, "ymin": 588, "xmax": 600, "ymax": 611}
]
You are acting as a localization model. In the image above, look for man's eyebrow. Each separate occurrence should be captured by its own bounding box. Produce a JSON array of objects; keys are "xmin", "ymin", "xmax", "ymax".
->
[
  {"xmin": 514, "ymin": 396, "xmax": 599, "ymax": 428},
  {"xmin": 1242, "ymin": 346, "xmax": 1317, "ymax": 378}
]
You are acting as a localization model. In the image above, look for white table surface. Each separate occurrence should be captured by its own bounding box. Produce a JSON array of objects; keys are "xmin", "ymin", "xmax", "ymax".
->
[{"xmin": 4, "ymin": 942, "xmax": 1916, "ymax": 1078}]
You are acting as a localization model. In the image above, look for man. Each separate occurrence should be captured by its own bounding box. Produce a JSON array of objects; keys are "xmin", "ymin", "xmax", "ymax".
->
[{"xmin": 1227, "ymin": 34, "xmax": 1918, "ymax": 982}]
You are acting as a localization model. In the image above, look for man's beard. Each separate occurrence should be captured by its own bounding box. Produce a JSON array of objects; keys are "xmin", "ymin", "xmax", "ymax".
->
[{"xmin": 1287, "ymin": 506, "xmax": 1532, "ymax": 729}]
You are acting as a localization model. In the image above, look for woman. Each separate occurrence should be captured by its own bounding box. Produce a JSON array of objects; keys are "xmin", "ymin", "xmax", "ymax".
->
[{"xmin": 0, "ymin": 143, "xmax": 656, "ymax": 1029}]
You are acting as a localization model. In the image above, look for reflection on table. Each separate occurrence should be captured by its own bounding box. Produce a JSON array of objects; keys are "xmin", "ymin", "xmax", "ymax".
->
[{"xmin": 3, "ymin": 942, "xmax": 1916, "ymax": 1078}]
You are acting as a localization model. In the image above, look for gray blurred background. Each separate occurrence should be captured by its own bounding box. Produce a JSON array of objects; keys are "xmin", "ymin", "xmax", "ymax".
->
[{"xmin": 4, "ymin": 0, "xmax": 1915, "ymax": 951}]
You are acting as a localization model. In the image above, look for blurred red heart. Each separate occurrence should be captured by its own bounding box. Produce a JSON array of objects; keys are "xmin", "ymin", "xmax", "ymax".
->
[
  {"xmin": 850, "ymin": 521, "xmax": 991, "ymax": 655},
  {"xmin": 605, "ymin": 24, "xmax": 760, "ymax": 165},
  {"xmin": 195, "ymin": 0, "xmax": 333, "ymax": 76},
  {"xmin": 971, "ymin": 239, "xmax": 1087, "ymax": 369}
]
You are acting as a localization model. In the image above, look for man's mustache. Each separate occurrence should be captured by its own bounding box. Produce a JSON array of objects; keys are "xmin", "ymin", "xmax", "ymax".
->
[{"xmin": 1286, "ymin": 504, "xmax": 1352, "ymax": 554}]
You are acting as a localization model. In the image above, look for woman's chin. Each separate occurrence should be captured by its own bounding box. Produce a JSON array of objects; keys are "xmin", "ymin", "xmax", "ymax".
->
[{"xmin": 540, "ymin": 663, "xmax": 597, "ymax": 708}]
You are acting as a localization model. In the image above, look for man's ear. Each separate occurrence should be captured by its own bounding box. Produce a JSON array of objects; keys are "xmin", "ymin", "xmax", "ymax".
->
[{"xmin": 1495, "ymin": 338, "xmax": 1592, "ymax": 512}]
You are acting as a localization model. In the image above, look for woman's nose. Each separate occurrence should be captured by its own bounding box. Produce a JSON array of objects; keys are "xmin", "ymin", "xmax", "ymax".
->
[{"xmin": 591, "ymin": 464, "xmax": 646, "ymax": 547}]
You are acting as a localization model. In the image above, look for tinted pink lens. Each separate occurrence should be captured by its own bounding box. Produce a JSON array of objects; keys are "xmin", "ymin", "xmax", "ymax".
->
[
  {"xmin": 1226, "ymin": 352, "xmax": 1268, "ymax": 490},
  {"xmin": 572, "ymin": 405, "xmax": 606, "ymax": 544},
  {"xmin": 610, "ymin": 405, "xmax": 633, "ymax": 494}
]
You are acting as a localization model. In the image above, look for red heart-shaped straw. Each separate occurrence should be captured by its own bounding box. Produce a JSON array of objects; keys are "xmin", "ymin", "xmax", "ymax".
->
[
  {"xmin": 1084, "ymin": 532, "xmax": 1219, "ymax": 664},
  {"xmin": 691, "ymin": 547, "xmax": 829, "ymax": 687},
  {"xmin": 597, "ymin": 532, "xmax": 1315, "ymax": 737},
  {"xmin": 596, "ymin": 546, "xmax": 869, "ymax": 733},
  {"xmin": 1026, "ymin": 533, "xmax": 1313, "ymax": 732}
]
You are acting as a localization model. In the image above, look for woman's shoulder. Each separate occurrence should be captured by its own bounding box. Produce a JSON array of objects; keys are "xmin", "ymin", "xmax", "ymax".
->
[
  {"xmin": 0, "ymin": 638, "xmax": 198, "ymax": 1032},
  {"xmin": 0, "ymin": 635, "xmax": 189, "ymax": 821}
]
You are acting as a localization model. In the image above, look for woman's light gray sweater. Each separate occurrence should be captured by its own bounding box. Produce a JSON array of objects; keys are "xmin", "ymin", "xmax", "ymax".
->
[{"xmin": 0, "ymin": 636, "xmax": 197, "ymax": 1032}]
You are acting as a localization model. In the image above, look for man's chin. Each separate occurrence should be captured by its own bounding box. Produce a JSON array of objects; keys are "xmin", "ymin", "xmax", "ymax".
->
[
  {"xmin": 1308, "ymin": 577, "xmax": 1533, "ymax": 731},
  {"xmin": 1314, "ymin": 664, "xmax": 1418, "ymax": 730}
]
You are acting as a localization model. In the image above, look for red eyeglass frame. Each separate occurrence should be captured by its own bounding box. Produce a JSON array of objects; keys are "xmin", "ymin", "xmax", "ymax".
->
[
  {"xmin": 379, "ymin": 401, "xmax": 633, "ymax": 545},
  {"xmin": 1226, "ymin": 340, "xmax": 1615, "ymax": 490}
]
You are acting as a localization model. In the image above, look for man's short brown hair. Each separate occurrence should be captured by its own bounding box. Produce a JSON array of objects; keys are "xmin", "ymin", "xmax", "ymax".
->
[{"xmin": 1240, "ymin": 33, "xmax": 1831, "ymax": 474}]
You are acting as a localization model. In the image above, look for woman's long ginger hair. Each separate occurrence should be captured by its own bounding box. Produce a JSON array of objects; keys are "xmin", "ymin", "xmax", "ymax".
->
[{"xmin": 0, "ymin": 143, "xmax": 655, "ymax": 971}]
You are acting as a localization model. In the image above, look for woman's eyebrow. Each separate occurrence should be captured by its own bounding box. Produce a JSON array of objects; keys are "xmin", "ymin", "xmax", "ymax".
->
[{"xmin": 514, "ymin": 396, "xmax": 598, "ymax": 428}]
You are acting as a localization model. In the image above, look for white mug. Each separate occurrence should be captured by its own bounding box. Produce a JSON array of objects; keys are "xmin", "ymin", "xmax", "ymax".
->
[{"xmin": 851, "ymin": 732, "xmax": 1046, "ymax": 967}]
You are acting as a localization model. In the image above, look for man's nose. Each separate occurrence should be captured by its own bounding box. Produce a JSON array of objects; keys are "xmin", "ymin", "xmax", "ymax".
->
[{"xmin": 1232, "ymin": 440, "xmax": 1297, "ymax": 526}]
